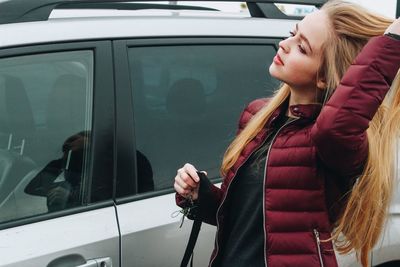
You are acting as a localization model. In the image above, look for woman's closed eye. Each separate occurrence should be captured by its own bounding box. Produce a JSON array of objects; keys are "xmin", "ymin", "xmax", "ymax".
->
[
  {"xmin": 298, "ymin": 45, "xmax": 307, "ymax": 54},
  {"xmin": 288, "ymin": 30, "xmax": 307, "ymax": 55}
]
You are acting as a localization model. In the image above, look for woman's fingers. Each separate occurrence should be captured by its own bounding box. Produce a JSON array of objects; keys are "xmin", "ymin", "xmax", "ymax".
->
[
  {"xmin": 174, "ymin": 163, "xmax": 201, "ymax": 200},
  {"xmin": 174, "ymin": 178, "xmax": 199, "ymax": 199},
  {"xmin": 174, "ymin": 182, "xmax": 191, "ymax": 196},
  {"xmin": 177, "ymin": 168, "xmax": 197, "ymax": 187},
  {"xmin": 183, "ymin": 163, "xmax": 200, "ymax": 182},
  {"xmin": 175, "ymin": 171, "xmax": 196, "ymax": 190}
]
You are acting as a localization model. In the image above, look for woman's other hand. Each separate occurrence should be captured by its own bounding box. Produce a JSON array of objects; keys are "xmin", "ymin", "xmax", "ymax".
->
[
  {"xmin": 174, "ymin": 163, "xmax": 202, "ymax": 200},
  {"xmin": 385, "ymin": 17, "xmax": 400, "ymax": 35}
]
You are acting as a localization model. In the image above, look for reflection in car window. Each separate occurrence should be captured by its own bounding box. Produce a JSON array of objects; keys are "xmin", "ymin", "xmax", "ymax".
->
[
  {"xmin": 0, "ymin": 51, "xmax": 93, "ymax": 223},
  {"xmin": 125, "ymin": 44, "xmax": 279, "ymax": 195}
]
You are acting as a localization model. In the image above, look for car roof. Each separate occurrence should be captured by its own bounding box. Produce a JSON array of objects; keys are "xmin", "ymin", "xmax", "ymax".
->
[
  {"xmin": 0, "ymin": 0, "xmax": 326, "ymax": 24},
  {"xmin": 0, "ymin": 9, "xmax": 297, "ymax": 48},
  {"xmin": 0, "ymin": 0, "xmax": 329, "ymax": 48}
]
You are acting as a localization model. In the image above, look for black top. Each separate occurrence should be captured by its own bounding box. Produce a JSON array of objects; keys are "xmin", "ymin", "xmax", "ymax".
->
[
  {"xmin": 219, "ymin": 115, "xmax": 292, "ymax": 267},
  {"xmin": 386, "ymin": 32, "xmax": 400, "ymax": 41}
]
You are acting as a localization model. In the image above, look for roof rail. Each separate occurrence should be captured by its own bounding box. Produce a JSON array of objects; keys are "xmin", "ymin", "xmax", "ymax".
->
[
  {"xmin": 57, "ymin": 2, "xmax": 219, "ymax": 12},
  {"xmin": 0, "ymin": 0, "xmax": 327, "ymax": 25}
]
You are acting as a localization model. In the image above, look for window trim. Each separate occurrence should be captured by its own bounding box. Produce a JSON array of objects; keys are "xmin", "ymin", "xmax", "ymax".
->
[
  {"xmin": 113, "ymin": 37, "xmax": 281, "ymax": 204},
  {"xmin": 0, "ymin": 40, "xmax": 115, "ymax": 230}
]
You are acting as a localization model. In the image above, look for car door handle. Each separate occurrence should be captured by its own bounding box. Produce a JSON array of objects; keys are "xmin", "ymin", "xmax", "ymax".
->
[
  {"xmin": 48, "ymin": 255, "xmax": 112, "ymax": 267},
  {"xmin": 76, "ymin": 257, "xmax": 113, "ymax": 267}
]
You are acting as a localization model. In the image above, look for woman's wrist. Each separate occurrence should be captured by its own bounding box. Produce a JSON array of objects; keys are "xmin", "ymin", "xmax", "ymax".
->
[{"xmin": 385, "ymin": 32, "xmax": 400, "ymax": 41}]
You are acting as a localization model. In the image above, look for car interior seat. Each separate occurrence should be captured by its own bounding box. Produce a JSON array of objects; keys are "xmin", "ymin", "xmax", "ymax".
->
[
  {"xmin": 148, "ymin": 78, "xmax": 209, "ymax": 189},
  {"xmin": 0, "ymin": 74, "xmax": 35, "ymax": 152},
  {"xmin": 45, "ymin": 74, "xmax": 87, "ymax": 156},
  {"xmin": 15, "ymin": 74, "xmax": 89, "ymax": 212},
  {"xmin": 166, "ymin": 78, "xmax": 207, "ymax": 122},
  {"xmin": 0, "ymin": 75, "xmax": 36, "ymax": 214}
]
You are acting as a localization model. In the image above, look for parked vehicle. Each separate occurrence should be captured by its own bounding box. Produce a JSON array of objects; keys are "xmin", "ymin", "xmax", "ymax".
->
[{"xmin": 0, "ymin": 0, "xmax": 398, "ymax": 266}]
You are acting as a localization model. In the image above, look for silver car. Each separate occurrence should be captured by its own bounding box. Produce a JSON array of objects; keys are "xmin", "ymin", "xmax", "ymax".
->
[{"xmin": 0, "ymin": 0, "xmax": 398, "ymax": 266}]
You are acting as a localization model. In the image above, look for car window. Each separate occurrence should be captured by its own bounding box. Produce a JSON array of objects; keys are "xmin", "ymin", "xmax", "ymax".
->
[
  {"xmin": 0, "ymin": 51, "xmax": 93, "ymax": 223},
  {"xmin": 127, "ymin": 44, "xmax": 279, "ymax": 193}
]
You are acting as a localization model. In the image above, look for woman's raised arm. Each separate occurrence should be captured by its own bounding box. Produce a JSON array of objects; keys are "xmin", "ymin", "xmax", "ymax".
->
[{"xmin": 311, "ymin": 27, "xmax": 400, "ymax": 176}]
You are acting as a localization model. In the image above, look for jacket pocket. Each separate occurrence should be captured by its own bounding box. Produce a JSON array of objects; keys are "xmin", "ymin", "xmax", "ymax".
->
[{"xmin": 313, "ymin": 229, "xmax": 325, "ymax": 267}]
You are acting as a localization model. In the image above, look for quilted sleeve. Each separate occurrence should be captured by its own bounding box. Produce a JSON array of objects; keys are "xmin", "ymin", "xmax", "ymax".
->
[{"xmin": 311, "ymin": 35, "xmax": 400, "ymax": 176}]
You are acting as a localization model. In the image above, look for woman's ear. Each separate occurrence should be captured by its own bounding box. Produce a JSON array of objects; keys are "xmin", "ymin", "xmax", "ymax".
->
[{"xmin": 317, "ymin": 78, "xmax": 327, "ymax": 90}]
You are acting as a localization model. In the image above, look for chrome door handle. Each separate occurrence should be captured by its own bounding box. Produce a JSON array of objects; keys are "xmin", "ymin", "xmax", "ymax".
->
[
  {"xmin": 76, "ymin": 257, "xmax": 112, "ymax": 267},
  {"xmin": 75, "ymin": 260, "xmax": 97, "ymax": 267}
]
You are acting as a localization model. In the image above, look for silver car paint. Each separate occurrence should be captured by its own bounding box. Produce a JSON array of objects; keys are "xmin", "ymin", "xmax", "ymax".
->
[
  {"xmin": 0, "ymin": 207, "xmax": 119, "ymax": 267},
  {"xmin": 118, "ymin": 193, "xmax": 215, "ymax": 266}
]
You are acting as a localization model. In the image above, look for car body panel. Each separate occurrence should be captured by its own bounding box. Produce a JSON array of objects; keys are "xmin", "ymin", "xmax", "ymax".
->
[
  {"xmin": 0, "ymin": 38, "xmax": 115, "ymax": 266},
  {"xmin": 372, "ymin": 214, "xmax": 400, "ymax": 266},
  {"xmin": 0, "ymin": 206, "xmax": 119, "ymax": 267},
  {"xmin": 117, "ymin": 192, "xmax": 216, "ymax": 266},
  {"xmin": 0, "ymin": 12, "xmax": 295, "ymax": 48}
]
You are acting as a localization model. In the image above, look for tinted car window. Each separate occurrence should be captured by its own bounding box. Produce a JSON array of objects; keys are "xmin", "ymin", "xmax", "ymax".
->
[
  {"xmin": 0, "ymin": 51, "xmax": 93, "ymax": 223},
  {"xmin": 128, "ymin": 44, "xmax": 279, "ymax": 192}
]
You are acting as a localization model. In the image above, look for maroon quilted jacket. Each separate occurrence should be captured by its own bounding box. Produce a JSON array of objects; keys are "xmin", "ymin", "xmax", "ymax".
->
[{"xmin": 176, "ymin": 35, "xmax": 400, "ymax": 267}]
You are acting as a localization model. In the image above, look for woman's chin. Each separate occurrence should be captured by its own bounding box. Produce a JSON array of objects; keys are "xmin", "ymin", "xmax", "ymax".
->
[
  {"xmin": 269, "ymin": 65, "xmax": 281, "ymax": 80},
  {"xmin": 268, "ymin": 64, "xmax": 275, "ymax": 76}
]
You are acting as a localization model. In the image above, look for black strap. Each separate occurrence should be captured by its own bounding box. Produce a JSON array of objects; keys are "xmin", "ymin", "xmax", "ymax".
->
[{"xmin": 180, "ymin": 220, "xmax": 202, "ymax": 267}]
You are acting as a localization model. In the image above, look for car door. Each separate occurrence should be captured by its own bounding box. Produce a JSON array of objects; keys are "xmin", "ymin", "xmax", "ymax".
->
[
  {"xmin": 113, "ymin": 37, "xmax": 282, "ymax": 266},
  {"xmin": 0, "ymin": 41, "xmax": 118, "ymax": 267}
]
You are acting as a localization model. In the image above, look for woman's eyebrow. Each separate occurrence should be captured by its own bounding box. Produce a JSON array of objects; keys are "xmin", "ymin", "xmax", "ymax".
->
[{"xmin": 296, "ymin": 23, "xmax": 313, "ymax": 53}]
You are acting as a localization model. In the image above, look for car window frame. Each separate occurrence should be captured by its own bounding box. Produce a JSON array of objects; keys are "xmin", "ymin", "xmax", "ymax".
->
[
  {"xmin": 113, "ymin": 37, "xmax": 282, "ymax": 204},
  {"xmin": 0, "ymin": 40, "xmax": 115, "ymax": 230}
]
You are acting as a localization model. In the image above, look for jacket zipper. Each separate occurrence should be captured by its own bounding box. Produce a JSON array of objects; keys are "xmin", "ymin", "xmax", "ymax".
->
[
  {"xmin": 313, "ymin": 229, "xmax": 325, "ymax": 267},
  {"xmin": 209, "ymin": 117, "xmax": 299, "ymax": 267},
  {"xmin": 262, "ymin": 118, "xmax": 299, "ymax": 267},
  {"xmin": 208, "ymin": 132, "xmax": 272, "ymax": 267}
]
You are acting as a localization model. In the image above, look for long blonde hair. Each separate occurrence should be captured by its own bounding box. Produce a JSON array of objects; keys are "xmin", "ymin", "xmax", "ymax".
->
[{"xmin": 220, "ymin": 1, "xmax": 400, "ymax": 266}]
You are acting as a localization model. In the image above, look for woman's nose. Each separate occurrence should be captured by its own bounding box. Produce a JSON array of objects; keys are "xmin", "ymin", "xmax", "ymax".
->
[{"xmin": 279, "ymin": 38, "xmax": 290, "ymax": 53}]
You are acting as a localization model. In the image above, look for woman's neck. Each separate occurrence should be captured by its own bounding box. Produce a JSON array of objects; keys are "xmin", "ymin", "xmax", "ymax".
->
[{"xmin": 287, "ymin": 89, "xmax": 317, "ymax": 117}]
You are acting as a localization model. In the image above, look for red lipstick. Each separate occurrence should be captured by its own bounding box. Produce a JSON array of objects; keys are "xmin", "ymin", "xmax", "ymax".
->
[{"xmin": 273, "ymin": 54, "xmax": 284, "ymax": 65}]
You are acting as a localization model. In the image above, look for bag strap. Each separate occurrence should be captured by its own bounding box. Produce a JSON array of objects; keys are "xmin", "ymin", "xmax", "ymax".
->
[
  {"xmin": 180, "ymin": 171, "xmax": 210, "ymax": 267},
  {"xmin": 180, "ymin": 220, "xmax": 202, "ymax": 267}
]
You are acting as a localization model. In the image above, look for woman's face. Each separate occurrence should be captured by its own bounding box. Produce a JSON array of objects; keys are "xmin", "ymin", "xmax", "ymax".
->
[{"xmin": 269, "ymin": 10, "xmax": 330, "ymax": 91}]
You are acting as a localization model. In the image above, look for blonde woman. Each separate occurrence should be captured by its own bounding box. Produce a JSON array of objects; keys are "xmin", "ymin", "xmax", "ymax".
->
[{"xmin": 174, "ymin": 1, "xmax": 400, "ymax": 266}]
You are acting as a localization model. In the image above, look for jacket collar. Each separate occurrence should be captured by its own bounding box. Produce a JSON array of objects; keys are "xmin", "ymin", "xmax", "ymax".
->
[
  {"xmin": 289, "ymin": 103, "xmax": 322, "ymax": 120},
  {"xmin": 269, "ymin": 97, "xmax": 322, "ymax": 126}
]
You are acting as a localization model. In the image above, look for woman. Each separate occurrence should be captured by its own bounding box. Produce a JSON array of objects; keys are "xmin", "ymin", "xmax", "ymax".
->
[
  {"xmin": 25, "ymin": 131, "xmax": 90, "ymax": 211},
  {"xmin": 174, "ymin": 1, "xmax": 400, "ymax": 266}
]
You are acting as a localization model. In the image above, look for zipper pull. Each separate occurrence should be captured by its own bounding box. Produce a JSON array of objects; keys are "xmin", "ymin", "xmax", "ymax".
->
[{"xmin": 313, "ymin": 229, "xmax": 321, "ymax": 245}]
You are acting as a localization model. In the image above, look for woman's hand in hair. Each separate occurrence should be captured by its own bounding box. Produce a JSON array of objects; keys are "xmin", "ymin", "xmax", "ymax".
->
[
  {"xmin": 174, "ymin": 163, "xmax": 203, "ymax": 200},
  {"xmin": 385, "ymin": 17, "xmax": 400, "ymax": 35}
]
